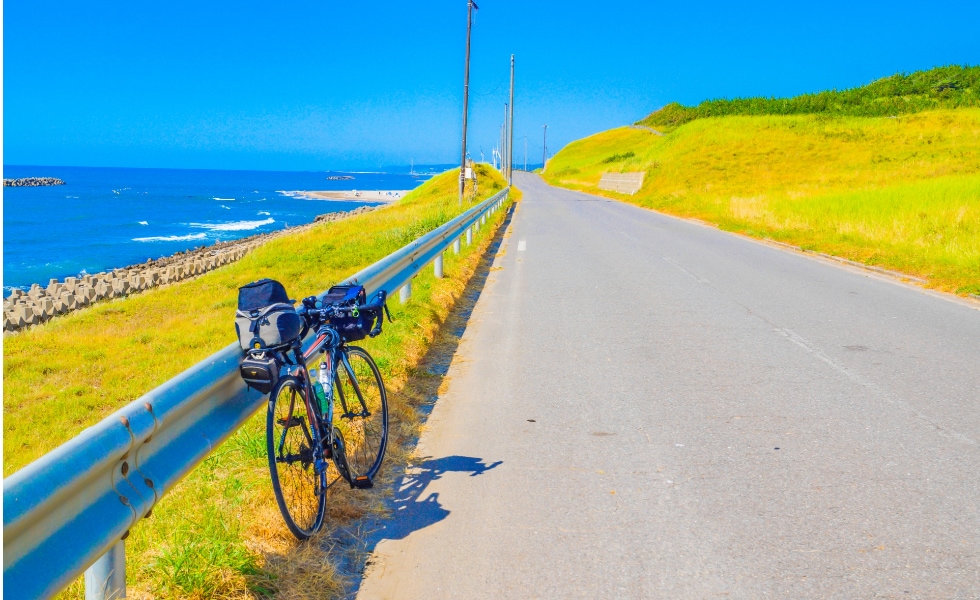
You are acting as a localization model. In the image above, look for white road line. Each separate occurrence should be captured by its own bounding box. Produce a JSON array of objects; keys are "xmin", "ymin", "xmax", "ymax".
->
[
  {"xmin": 665, "ymin": 252, "xmax": 975, "ymax": 447},
  {"xmin": 663, "ymin": 256, "xmax": 710, "ymax": 284},
  {"xmin": 771, "ymin": 324, "xmax": 977, "ymax": 447}
]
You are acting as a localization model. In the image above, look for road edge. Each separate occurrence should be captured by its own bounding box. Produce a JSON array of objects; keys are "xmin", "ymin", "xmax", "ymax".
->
[{"xmin": 543, "ymin": 177, "xmax": 980, "ymax": 313}]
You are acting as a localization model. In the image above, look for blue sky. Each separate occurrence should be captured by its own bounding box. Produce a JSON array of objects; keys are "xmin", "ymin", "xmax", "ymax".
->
[{"xmin": 4, "ymin": 0, "xmax": 979, "ymax": 171}]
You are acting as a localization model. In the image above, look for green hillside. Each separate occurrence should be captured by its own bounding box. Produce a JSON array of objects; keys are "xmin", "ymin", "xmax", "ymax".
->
[{"xmin": 640, "ymin": 65, "xmax": 980, "ymax": 130}]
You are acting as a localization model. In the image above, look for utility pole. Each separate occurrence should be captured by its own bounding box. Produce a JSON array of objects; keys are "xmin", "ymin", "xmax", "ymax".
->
[
  {"xmin": 524, "ymin": 135, "xmax": 528, "ymax": 171},
  {"xmin": 503, "ymin": 104, "xmax": 508, "ymax": 176},
  {"xmin": 542, "ymin": 124, "xmax": 548, "ymax": 171},
  {"xmin": 500, "ymin": 123, "xmax": 504, "ymax": 172},
  {"xmin": 508, "ymin": 54, "xmax": 515, "ymax": 184},
  {"xmin": 459, "ymin": 0, "xmax": 478, "ymax": 205}
]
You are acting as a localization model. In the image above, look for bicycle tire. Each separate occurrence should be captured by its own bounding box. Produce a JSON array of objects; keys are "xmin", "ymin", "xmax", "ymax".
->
[
  {"xmin": 333, "ymin": 346, "xmax": 389, "ymax": 481},
  {"xmin": 267, "ymin": 375, "xmax": 327, "ymax": 540}
]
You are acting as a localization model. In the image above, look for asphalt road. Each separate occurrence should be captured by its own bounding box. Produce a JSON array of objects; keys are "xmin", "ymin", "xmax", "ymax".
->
[{"xmin": 357, "ymin": 173, "xmax": 980, "ymax": 598}]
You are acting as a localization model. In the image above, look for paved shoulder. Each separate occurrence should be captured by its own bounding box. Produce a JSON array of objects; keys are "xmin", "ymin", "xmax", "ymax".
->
[{"xmin": 357, "ymin": 173, "xmax": 980, "ymax": 598}]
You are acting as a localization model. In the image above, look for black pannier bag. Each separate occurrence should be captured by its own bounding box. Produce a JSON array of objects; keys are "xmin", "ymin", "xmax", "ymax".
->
[
  {"xmin": 240, "ymin": 353, "xmax": 279, "ymax": 394},
  {"xmin": 322, "ymin": 284, "xmax": 378, "ymax": 342},
  {"xmin": 235, "ymin": 278, "xmax": 302, "ymax": 351}
]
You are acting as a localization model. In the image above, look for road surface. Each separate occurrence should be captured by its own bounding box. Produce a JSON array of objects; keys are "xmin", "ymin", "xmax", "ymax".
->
[{"xmin": 357, "ymin": 173, "xmax": 980, "ymax": 598}]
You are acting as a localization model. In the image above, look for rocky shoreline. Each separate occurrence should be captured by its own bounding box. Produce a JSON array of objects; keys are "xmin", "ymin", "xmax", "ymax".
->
[
  {"xmin": 2, "ymin": 204, "xmax": 378, "ymax": 333},
  {"xmin": 4, "ymin": 177, "xmax": 66, "ymax": 187}
]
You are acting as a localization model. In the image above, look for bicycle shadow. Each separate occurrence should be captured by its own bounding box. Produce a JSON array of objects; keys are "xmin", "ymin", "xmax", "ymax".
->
[{"xmin": 376, "ymin": 455, "xmax": 502, "ymax": 543}]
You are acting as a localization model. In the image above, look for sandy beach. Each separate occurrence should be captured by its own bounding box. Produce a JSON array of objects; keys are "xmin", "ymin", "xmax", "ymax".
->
[{"xmin": 281, "ymin": 190, "xmax": 408, "ymax": 202}]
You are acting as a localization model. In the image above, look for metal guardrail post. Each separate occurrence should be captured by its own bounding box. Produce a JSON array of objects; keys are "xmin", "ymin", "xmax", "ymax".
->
[
  {"xmin": 400, "ymin": 282, "xmax": 412, "ymax": 303},
  {"xmin": 453, "ymin": 238, "xmax": 461, "ymax": 254},
  {"xmin": 434, "ymin": 254, "xmax": 444, "ymax": 279},
  {"xmin": 466, "ymin": 226, "xmax": 473, "ymax": 245},
  {"xmin": 84, "ymin": 541, "xmax": 125, "ymax": 600}
]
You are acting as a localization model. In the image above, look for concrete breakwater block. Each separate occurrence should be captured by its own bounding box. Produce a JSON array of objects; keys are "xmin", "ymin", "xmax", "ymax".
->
[
  {"xmin": 77, "ymin": 286, "xmax": 96, "ymax": 302},
  {"xmin": 3, "ymin": 177, "xmax": 66, "ymax": 187},
  {"xmin": 3, "ymin": 243, "xmax": 257, "ymax": 332}
]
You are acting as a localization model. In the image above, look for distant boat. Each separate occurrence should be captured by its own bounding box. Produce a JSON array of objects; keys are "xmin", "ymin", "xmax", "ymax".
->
[
  {"xmin": 410, "ymin": 159, "xmax": 421, "ymax": 178},
  {"xmin": 326, "ymin": 175, "xmax": 355, "ymax": 181}
]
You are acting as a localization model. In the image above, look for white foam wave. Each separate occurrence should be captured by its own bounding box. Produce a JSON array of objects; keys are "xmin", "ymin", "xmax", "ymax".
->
[
  {"xmin": 220, "ymin": 205, "xmax": 231, "ymax": 210},
  {"xmin": 257, "ymin": 211, "xmax": 271, "ymax": 216},
  {"xmin": 189, "ymin": 218, "xmax": 274, "ymax": 231},
  {"xmin": 213, "ymin": 197, "xmax": 235, "ymax": 201},
  {"xmin": 133, "ymin": 233, "xmax": 208, "ymax": 242},
  {"xmin": 139, "ymin": 221, "xmax": 149, "ymax": 225}
]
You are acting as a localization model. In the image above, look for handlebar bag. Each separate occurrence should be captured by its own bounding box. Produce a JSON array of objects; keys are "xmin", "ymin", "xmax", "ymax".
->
[
  {"xmin": 235, "ymin": 279, "xmax": 302, "ymax": 350},
  {"xmin": 322, "ymin": 284, "xmax": 376, "ymax": 342}
]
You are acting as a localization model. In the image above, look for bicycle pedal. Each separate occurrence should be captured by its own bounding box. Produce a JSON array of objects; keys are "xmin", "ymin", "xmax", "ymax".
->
[{"xmin": 351, "ymin": 475, "xmax": 373, "ymax": 489}]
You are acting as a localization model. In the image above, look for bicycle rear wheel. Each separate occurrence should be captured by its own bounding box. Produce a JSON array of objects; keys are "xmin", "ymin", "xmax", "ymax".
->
[
  {"xmin": 267, "ymin": 375, "xmax": 326, "ymax": 539},
  {"xmin": 333, "ymin": 346, "xmax": 389, "ymax": 481}
]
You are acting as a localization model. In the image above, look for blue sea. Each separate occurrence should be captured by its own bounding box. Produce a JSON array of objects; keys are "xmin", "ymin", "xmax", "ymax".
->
[{"xmin": 2, "ymin": 165, "xmax": 440, "ymax": 296}]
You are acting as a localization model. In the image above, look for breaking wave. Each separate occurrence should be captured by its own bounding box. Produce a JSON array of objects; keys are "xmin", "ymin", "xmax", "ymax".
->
[
  {"xmin": 189, "ymin": 218, "xmax": 275, "ymax": 231},
  {"xmin": 133, "ymin": 233, "xmax": 208, "ymax": 242}
]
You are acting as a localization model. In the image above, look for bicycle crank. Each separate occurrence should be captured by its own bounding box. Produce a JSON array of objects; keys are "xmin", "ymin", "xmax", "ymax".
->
[{"xmin": 331, "ymin": 427, "xmax": 353, "ymax": 485}]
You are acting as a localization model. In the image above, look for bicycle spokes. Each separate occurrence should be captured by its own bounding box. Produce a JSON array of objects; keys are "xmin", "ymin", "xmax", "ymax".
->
[
  {"xmin": 331, "ymin": 347, "xmax": 389, "ymax": 485},
  {"xmin": 267, "ymin": 376, "xmax": 326, "ymax": 539}
]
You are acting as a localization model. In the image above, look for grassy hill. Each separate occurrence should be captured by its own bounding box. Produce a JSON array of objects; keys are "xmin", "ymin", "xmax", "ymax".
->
[
  {"xmin": 639, "ymin": 65, "xmax": 980, "ymax": 130},
  {"xmin": 4, "ymin": 166, "xmax": 513, "ymax": 598},
  {"xmin": 544, "ymin": 68, "xmax": 980, "ymax": 296}
]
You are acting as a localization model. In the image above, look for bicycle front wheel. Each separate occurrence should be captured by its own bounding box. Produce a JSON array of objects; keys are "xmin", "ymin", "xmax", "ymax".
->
[
  {"xmin": 334, "ymin": 346, "xmax": 389, "ymax": 481},
  {"xmin": 267, "ymin": 375, "xmax": 326, "ymax": 540}
]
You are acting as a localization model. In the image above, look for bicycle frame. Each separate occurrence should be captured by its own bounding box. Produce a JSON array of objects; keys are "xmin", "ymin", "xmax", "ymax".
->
[
  {"xmin": 284, "ymin": 326, "xmax": 365, "ymax": 472},
  {"xmin": 289, "ymin": 329, "xmax": 337, "ymax": 459}
]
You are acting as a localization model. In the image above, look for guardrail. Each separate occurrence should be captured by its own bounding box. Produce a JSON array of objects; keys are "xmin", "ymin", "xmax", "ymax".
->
[{"xmin": 3, "ymin": 187, "xmax": 510, "ymax": 600}]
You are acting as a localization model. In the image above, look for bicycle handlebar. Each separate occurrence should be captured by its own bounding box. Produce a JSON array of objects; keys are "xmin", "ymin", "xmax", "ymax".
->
[{"xmin": 298, "ymin": 290, "xmax": 390, "ymax": 338}]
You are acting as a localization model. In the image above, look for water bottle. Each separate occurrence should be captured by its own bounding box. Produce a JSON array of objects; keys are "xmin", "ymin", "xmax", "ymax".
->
[{"xmin": 310, "ymin": 368, "xmax": 328, "ymax": 412}]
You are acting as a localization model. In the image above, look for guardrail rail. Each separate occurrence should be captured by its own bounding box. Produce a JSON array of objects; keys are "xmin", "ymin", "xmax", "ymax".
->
[{"xmin": 3, "ymin": 187, "xmax": 511, "ymax": 600}]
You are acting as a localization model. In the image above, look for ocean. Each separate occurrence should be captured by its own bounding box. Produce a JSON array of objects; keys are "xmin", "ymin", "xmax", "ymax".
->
[{"xmin": 2, "ymin": 165, "xmax": 438, "ymax": 296}]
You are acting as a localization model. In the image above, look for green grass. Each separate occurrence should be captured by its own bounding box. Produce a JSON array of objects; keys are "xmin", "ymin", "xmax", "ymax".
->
[
  {"xmin": 4, "ymin": 165, "xmax": 513, "ymax": 598},
  {"xmin": 640, "ymin": 65, "xmax": 980, "ymax": 130},
  {"xmin": 544, "ymin": 109, "xmax": 980, "ymax": 295}
]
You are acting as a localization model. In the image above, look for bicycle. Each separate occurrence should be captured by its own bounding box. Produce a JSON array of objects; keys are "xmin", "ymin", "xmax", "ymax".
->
[{"xmin": 261, "ymin": 290, "xmax": 390, "ymax": 540}]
